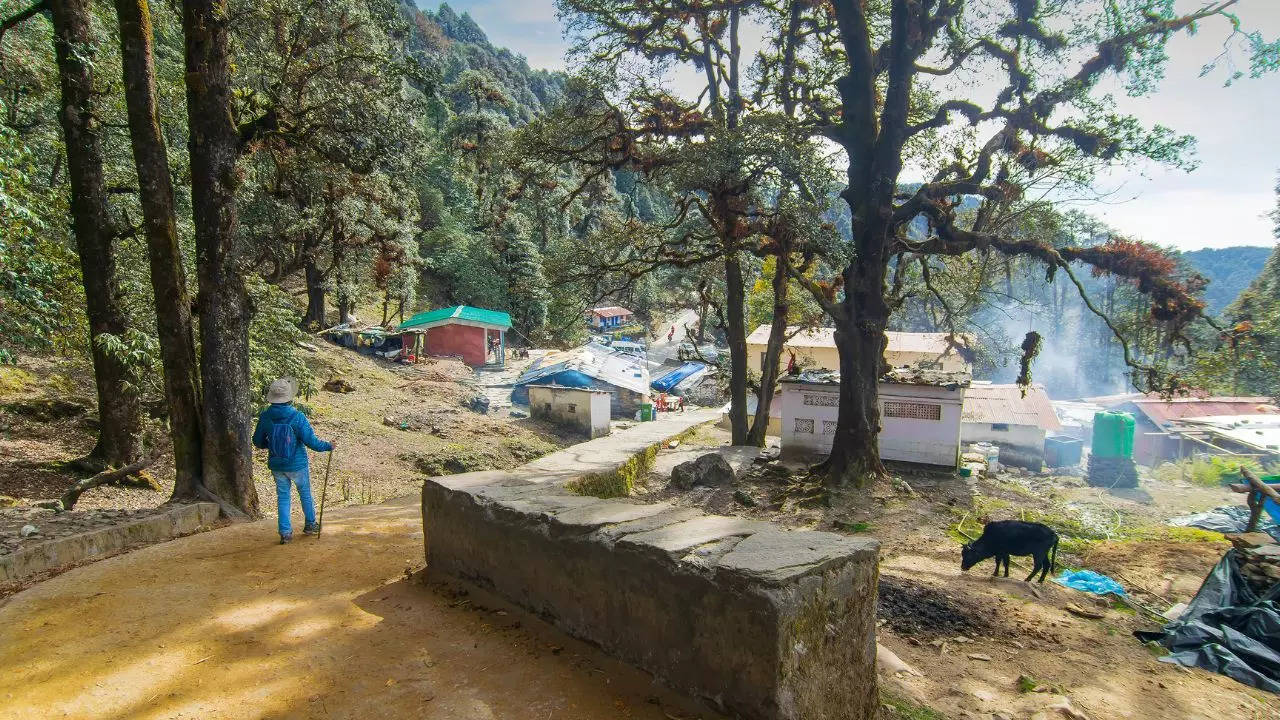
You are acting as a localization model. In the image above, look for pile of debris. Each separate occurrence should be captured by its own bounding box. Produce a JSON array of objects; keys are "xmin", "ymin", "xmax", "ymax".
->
[
  {"xmin": 1086, "ymin": 454, "xmax": 1138, "ymax": 489},
  {"xmin": 1228, "ymin": 532, "xmax": 1280, "ymax": 596}
]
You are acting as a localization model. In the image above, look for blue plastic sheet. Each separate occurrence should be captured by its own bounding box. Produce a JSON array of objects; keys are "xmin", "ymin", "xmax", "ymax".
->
[
  {"xmin": 1053, "ymin": 569, "xmax": 1127, "ymax": 596},
  {"xmin": 651, "ymin": 362, "xmax": 705, "ymax": 392}
]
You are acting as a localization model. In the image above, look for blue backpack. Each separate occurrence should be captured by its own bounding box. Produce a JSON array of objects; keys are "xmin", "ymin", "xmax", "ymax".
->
[{"xmin": 268, "ymin": 417, "xmax": 298, "ymax": 460}]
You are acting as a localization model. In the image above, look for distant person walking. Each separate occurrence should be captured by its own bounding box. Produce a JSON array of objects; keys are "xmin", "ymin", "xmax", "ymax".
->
[
  {"xmin": 668, "ymin": 326, "xmax": 675, "ymax": 342},
  {"xmin": 252, "ymin": 378, "xmax": 334, "ymax": 544}
]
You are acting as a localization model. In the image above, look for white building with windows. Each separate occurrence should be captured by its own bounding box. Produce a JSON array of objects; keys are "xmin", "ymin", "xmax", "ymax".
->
[{"xmin": 779, "ymin": 368, "xmax": 970, "ymax": 467}]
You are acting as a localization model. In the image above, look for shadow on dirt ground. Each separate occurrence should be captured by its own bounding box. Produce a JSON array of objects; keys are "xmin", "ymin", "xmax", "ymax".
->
[{"xmin": 0, "ymin": 496, "xmax": 721, "ymax": 720}]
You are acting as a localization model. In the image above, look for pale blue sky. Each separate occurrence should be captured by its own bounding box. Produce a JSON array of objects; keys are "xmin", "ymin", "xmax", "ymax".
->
[{"xmin": 430, "ymin": 1, "xmax": 1280, "ymax": 251}]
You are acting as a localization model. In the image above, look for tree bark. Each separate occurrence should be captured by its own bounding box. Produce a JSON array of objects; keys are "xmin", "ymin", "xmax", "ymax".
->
[
  {"xmin": 820, "ymin": 0, "xmax": 907, "ymax": 485},
  {"xmin": 48, "ymin": 0, "xmax": 143, "ymax": 469},
  {"xmin": 332, "ymin": 227, "xmax": 353, "ymax": 324},
  {"xmin": 823, "ymin": 255, "xmax": 891, "ymax": 485},
  {"xmin": 183, "ymin": 0, "xmax": 258, "ymax": 515},
  {"xmin": 303, "ymin": 254, "xmax": 326, "ymax": 328},
  {"xmin": 696, "ymin": 296, "xmax": 708, "ymax": 344},
  {"xmin": 114, "ymin": 0, "xmax": 204, "ymax": 499},
  {"xmin": 723, "ymin": 252, "xmax": 749, "ymax": 445},
  {"xmin": 747, "ymin": 251, "xmax": 790, "ymax": 447}
]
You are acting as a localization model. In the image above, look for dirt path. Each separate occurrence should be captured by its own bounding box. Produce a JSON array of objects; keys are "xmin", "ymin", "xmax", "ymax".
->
[{"xmin": 0, "ymin": 496, "xmax": 717, "ymax": 720}]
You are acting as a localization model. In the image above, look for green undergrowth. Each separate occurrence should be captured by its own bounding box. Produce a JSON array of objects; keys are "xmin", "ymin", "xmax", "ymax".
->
[
  {"xmin": 1152, "ymin": 456, "xmax": 1280, "ymax": 489},
  {"xmin": 880, "ymin": 690, "xmax": 947, "ymax": 720},
  {"xmin": 567, "ymin": 422, "xmax": 709, "ymax": 498},
  {"xmin": 0, "ymin": 366, "xmax": 34, "ymax": 397},
  {"xmin": 568, "ymin": 441, "xmax": 659, "ymax": 498},
  {"xmin": 834, "ymin": 519, "xmax": 872, "ymax": 533},
  {"xmin": 951, "ymin": 494, "xmax": 1226, "ymax": 562},
  {"xmin": 414, "ymin": 436, "xmax": 559, "ymax": 477}
]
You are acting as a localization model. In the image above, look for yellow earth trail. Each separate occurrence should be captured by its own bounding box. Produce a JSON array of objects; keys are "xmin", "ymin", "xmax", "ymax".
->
[{"xmin": 0, "ymin": 496, "xmax": 715, "ymax": 720}]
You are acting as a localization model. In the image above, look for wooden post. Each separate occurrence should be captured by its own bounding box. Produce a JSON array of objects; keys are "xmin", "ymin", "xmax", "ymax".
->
[{"xmin": 1239, "ymin": 468, "xmax": 1280, "ymax": 533}]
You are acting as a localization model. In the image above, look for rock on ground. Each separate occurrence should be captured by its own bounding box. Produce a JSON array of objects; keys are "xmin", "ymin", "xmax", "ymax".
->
[{"xmin": 671, "ymin": 453, "xmax": 736, "ymax": 489}]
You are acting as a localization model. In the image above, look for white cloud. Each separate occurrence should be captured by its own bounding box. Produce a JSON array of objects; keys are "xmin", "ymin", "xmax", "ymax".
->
[{"xmin": 1092, "ymin": 189, "xmax": 1275, "ymax": 250}]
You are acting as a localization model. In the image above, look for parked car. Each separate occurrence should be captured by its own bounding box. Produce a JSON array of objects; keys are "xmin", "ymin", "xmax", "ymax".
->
[{"xmin": 677, "ymin": 343, "xmax": 720, "ymax": 361}]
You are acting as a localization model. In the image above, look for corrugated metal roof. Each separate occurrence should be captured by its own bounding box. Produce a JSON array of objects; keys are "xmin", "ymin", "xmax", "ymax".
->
[
  {"xmin": 589, "ymin": 306, "xmax": 633, "ymax": 318},
  {"xmin": 1080, "ymin": 392, "xmax": 1144, "ymax": 408},
  {"xmin": 961, "ymin": 383, "xmax": 1062, "ymax": 431},
  {"xmin": 1129, "ymin": 397, "xmax": 1278, "ymax": 427},
  {"xmin": 745, "ymin": 325, "xmax": 972, "ymax": 356},
  {"xmin": 1176, "ymin": 415, "xmax": 1280, "ymax": 452},
  {"xmin": 515, "ymin": 343, "xmax": 650, "ymax": 394},
  {"xmin": 399, "ymin": 305, "xmax": 512, "ymax": 331}
]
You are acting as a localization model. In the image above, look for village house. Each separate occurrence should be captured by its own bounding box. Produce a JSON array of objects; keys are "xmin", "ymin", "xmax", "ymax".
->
[
  {"xmin": 1086, "ymin": 394, "xmax": 1280, "ymax": 466},
  {"xmin": 746, "ymin": 325, "xmax": 973, "ymax": 376},
  {"xmin": 398, "ymin": 305, "xmax": 511, "ymax": 367},
  {"xmin": 586, "ymin": 306, "xmax": 635, "ymax": 331},
  {"xmin": 960, "ymin": 382, "xmax": 1062, "ymax": 469},
  {"xmin": 512, "ymin": 343, "xmax": 650, "ymax": 418},
  {"xmin": 780, "ymin": 368, "xmax": 970, "ymax": 467},
  {"xmin": 527, "ymin": 385, "xmax": 612, "ymax": 439}
]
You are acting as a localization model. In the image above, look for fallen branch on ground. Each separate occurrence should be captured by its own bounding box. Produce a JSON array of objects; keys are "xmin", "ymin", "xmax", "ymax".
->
[{"xmin": 59, "ymin": 452, "xmax": 161, "ymax": 511}]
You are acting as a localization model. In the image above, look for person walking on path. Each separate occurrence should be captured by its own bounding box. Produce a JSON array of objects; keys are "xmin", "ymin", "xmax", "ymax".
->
[{"xmin": 252, "ymin": 378, "xmax": 334, "ymax": 544}]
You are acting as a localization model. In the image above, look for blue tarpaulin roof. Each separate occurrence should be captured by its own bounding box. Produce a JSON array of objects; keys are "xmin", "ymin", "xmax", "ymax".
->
[{"xmin": 651, "ymin": 362, "xmax": 706, "ymax": 392}]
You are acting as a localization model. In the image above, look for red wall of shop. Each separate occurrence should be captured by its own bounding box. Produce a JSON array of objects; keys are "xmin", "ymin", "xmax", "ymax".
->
[{"xmin": 425, "ymin": 323, "xmax": 488, "ymax": 366}]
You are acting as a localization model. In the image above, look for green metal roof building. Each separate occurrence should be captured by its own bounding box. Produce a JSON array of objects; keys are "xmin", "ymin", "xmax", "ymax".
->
[
  {"xmin": 399, "ymin": 305, "xmax": 512, "ymax": 332},
  {"xmin": 397, "ymin": 305, "xmax": 512, "ymax": 367}
]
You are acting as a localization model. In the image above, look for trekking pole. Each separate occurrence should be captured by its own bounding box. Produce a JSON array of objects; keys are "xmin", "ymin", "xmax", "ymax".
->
[{"xmin": 317, "ymin": 448, "xmax": 333, "ymax": 537}]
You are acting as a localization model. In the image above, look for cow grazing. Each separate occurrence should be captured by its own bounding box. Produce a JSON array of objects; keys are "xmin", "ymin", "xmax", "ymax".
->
[{"xmin": 960, "ymin": 520, "xmax": 1059, "ymax": 583}]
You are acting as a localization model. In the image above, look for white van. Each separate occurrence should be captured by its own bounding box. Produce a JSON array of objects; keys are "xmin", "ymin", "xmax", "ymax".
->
[{"xmin": 611, "ymin": 341, "xmax": 647, "ymax": 359}]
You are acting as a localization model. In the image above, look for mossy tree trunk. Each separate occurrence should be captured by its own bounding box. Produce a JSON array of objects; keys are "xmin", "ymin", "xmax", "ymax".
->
[
  {"xmin": 183, "ymin": 0, "xmax": 258, "ymax": 515},
  {"xmin": 114, "ymin": 0, "xmax": 205, "ymax": 498},
  {"xmin": 48, "ymin": 0, "xmax": 144, "ymax": 470}
]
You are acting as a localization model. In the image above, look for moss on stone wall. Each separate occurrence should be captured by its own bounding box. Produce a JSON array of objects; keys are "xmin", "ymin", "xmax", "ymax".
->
[
  {"xmin": 567, "ymin": 442, "xmax": 659, "ymax": 498},
  {"xmin": 565, "ymin": 423, "xmax": 711, "ymax": 498}
]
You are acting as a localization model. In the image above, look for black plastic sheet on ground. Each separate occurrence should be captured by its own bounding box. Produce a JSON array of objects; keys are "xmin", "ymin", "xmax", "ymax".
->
[
  {"xmin": 1167, "ymin": 505, "xmax": 1280, "ymax": 542},
  {"xmin": 1135, "ymin": 550, "xmax": 1280, "ymax": 693}
]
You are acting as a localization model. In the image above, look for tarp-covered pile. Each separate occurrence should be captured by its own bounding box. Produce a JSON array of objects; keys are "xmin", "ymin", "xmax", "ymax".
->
[
  {"xmin": 511, "ymin": 343, "xmax": 649, "ymax": 417},
  {"xmin": 1169, "ymin": 505, "xmax": 1280, "ymax": 543},
  {"xmin": 1135, "ymin": 550, "xmax": 1280, "ymax": 693}
]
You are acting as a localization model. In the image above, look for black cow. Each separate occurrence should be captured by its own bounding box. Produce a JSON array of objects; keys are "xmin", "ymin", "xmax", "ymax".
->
[{"xmin": 960, "ymin": 520, "xmax": 1059, "ymax": 583}]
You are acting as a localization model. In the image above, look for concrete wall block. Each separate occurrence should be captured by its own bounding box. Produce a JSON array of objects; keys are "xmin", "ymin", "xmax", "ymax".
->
[
  {"xmin": 0, "ymin": 502, "xmax": 219, "ymax": 581},
  {"xmin": 422, "ymin": 476, "xmax": 878, "ymax": 720}
]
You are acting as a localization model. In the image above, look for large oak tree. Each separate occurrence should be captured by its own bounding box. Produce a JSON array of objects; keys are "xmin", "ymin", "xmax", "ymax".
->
[{"xmin": 766, "ymin": 0, "xmax": 1276, "ymax": 484}]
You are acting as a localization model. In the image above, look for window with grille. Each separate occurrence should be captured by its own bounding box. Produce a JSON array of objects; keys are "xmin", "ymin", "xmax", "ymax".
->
[
  {"xmin": 883, "ymin": 401, "xmax": 941, "ymax": 421},
  {"xmin": 822, "ymin": 420, "xmax": 837, "ymax": 435},
  {"xmin": 794, "ymin": 418, "xmax": 815, "ymax": 434},
  {"xmin": 803, "ymin": 393, "xmax": 838, "ymax": 407}
]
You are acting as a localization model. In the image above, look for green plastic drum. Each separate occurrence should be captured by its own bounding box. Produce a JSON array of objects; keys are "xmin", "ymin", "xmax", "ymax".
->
[
  {"xmin": 1091, "ymin": 411, "xmax": 1135, "ymax": 459},
  {"xmin": 640, "ymin": 403, "xmax": 655, "ymax": 422}
]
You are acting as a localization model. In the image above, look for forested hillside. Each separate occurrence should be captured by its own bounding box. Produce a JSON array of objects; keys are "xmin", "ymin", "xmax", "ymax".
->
[
  {"xmin": 1181, "ymin": 245, "xmax": 1273, "ymax": 315},
  {"xmin": 2, "ymin": 0, "xmax": 1275, "ymax": 505},
  {"xmin": 400, "ymin": 2, "xmax": 566, "ymax": 121}
]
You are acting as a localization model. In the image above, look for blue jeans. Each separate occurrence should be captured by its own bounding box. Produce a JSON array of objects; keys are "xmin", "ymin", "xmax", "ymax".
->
[{"xmin": 272, "ymin": 469, "xmax": 316, "ymax": 537}]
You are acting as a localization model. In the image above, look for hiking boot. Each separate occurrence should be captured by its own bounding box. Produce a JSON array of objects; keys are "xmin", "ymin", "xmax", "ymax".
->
[
  {"xmin": 303, "ymin": 522, "xmax": 320, "ymax": 535},
  {"xmin": 279, "ymin": 534, "xmax": 292, "ymax": 545}
]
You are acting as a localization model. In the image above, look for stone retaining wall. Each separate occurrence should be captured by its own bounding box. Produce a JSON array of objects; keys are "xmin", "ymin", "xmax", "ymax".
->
[
  {"xmin": 0, "ymin": 502, "xmax": 220, "ymax": 581},
  {"xmin": 422, "ymin": 434, "xmax": 879, "ymax": 720}
]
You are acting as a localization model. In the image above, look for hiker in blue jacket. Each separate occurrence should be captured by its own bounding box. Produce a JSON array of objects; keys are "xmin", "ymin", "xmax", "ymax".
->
[{"xmin": 252, "ymin": 378, "xmax": 334, "ymax": 544}]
